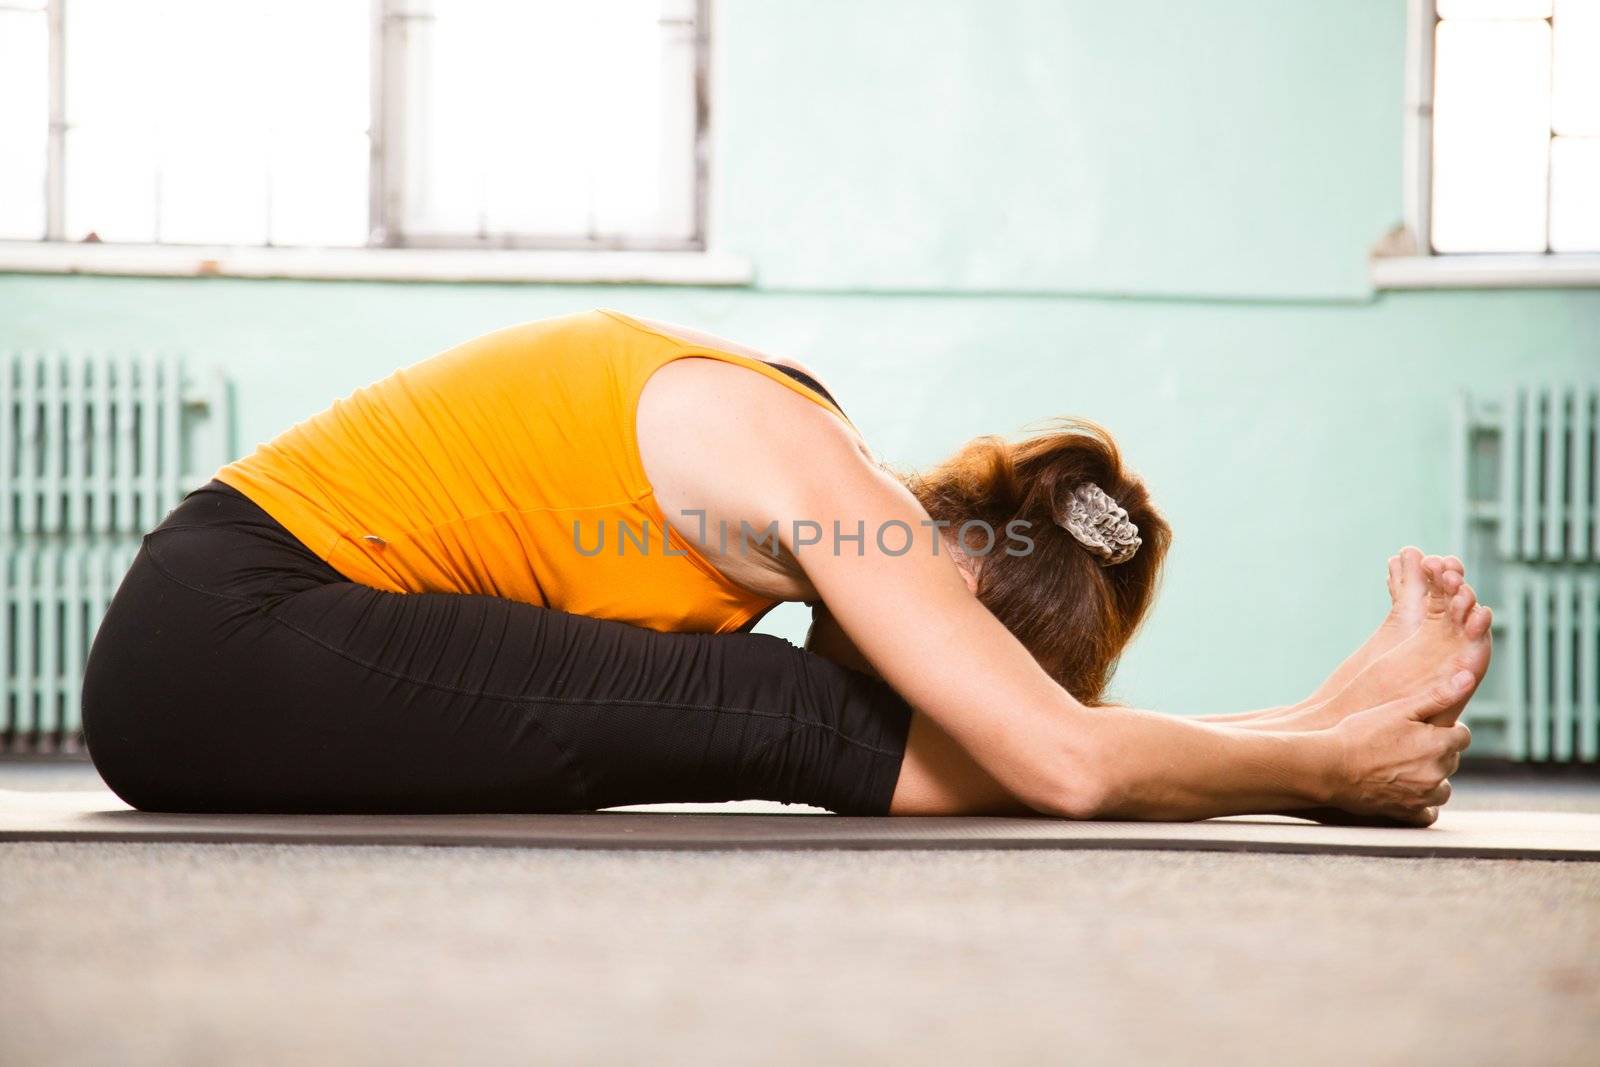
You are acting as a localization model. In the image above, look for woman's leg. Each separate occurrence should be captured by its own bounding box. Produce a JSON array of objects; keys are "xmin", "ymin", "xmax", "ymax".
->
[{"xmin": 82, "ymin": 486, "xmax": 911, "ymax": 816}]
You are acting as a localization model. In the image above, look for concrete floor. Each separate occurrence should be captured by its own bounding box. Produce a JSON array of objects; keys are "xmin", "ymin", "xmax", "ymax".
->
[{"xmin": 3, "ymin": 762, "xmax": 1599, "ymax": 1067}]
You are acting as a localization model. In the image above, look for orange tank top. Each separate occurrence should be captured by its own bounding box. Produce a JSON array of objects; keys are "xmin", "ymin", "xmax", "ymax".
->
[{"xmin": 213, "ymin": 309, "xmax": 848, "ymax": 634}]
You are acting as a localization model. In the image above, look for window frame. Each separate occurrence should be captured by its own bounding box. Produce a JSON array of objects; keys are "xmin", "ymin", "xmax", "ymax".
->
[
  {"xmin": 370, "ymin": 0, "xmax": 710, "ymax": 253},
  {"xmin": 1372, "ymin": 0, "xmax": 1600, "ymax": 289},
  {"xmin": 0, "ymin": 0, "xmax": 748, "ymax": 284}
]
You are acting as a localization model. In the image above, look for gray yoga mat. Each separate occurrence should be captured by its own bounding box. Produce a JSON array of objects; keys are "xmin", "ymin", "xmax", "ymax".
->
[{"xmin": 4, "ymin": 789, "xmax": 1600, "ymax": 860}]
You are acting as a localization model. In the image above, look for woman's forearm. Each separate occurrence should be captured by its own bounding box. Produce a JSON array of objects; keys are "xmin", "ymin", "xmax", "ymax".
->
[
  {"xmin": 1062, "ymin": 707, "xmax": 1334, "ymax": 820},
  {"xmin": 808, "ymin": 585, "xmax": 1340, "ymax": 818},
  {"xmin": 898, "ymin": 700, "xmax": 1338, "ymax": 820},
  {"xmin": 809, "ymin": 604, "xmax": 1335, "ymax": 819},
  {"xmin": 820, "ymin": 603, "xmax": 1337, "ymax": 816},
  {"xmin": 1193, "ymin": 704, "xmax": 1305, "ymax": 724}
]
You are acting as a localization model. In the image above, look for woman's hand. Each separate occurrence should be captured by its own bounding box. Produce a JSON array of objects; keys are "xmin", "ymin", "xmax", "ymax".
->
[{"xmin": 1322, "ymin": 670, "xmax": 1475, "ymax": 826}]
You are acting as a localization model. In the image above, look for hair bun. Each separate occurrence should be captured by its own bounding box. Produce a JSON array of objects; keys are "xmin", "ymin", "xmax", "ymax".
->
[{"xmin": 1058, "ymin": 482, "xmax": 1141, "ymax": 566}]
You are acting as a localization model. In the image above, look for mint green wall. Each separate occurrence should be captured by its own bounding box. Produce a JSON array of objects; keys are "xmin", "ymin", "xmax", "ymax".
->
[
  {"xmin": 1, "ymin": 1, "xmax": 1596, "ymax": 716},
  {"xmin": 717, "ymin": 0, "xmax": 1404, "ymax": 299}
]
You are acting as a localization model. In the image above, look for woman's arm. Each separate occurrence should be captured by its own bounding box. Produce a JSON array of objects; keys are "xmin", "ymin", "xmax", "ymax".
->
[
  {"xmin": 807, "ymin": 602, "xmax": 1466, "ymax": 823},
  {"xmin": 763, "ymin": 405, "xmax": 1367, "ymax": 819},
  {"xmin": 644, "ymin": 363, "xmax": 1468, "ymax": 821},
  {"xmin": 812, "ymin": 595, "xmax": 1310, "ymax": 731}
]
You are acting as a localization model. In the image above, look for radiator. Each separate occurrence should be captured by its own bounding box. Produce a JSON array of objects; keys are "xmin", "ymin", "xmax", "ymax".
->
[
  {"xmin": 1, "ymin": 352, "xmax": 228, "ymax": 753},
  {"xmin": 1458, "ymin": 385, "xmax": 1600, "ymax": 761}
]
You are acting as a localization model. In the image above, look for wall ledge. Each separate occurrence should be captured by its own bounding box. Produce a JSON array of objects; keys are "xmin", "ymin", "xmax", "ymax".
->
[
  {"xmin": 1371, "ymin": 252, "xmax": 1600, "ymax": 290},
  {"xmin": 0, "ymin": 242, "xmax": 755, "ymax": 287}
]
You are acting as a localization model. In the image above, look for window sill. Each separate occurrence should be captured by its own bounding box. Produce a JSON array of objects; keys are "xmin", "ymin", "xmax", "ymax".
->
[
  {"xmin": 1370, "ymin": 252, "xmax": 1600, "ymax": 290},
  {"xmin": 0, "ymin": 241, "xmax": 755, "ymax": 287}
]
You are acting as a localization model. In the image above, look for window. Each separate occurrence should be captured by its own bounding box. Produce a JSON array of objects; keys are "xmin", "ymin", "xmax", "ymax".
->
[
  {"xmin": 0, "ymin": 0, "xmax": 707, "ymax": 252},
  {"xmin": 1381, "ymin": 0, "xmax": 1600, "ymax": 285},
  {"xmin": 1433, "ymin": 0, "xmax": 1598, "ymax": 252}
]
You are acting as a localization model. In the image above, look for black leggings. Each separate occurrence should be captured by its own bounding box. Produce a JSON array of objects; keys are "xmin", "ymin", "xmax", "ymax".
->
[{"xmin": 81, "ymin": 481, "xmax": 911, "ymax": 815}]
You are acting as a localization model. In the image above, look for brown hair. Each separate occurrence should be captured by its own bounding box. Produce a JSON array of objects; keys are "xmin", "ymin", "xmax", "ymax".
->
[{"xmin": 907, "ymin": 418, "xmax": 1171, "ymax": 705}]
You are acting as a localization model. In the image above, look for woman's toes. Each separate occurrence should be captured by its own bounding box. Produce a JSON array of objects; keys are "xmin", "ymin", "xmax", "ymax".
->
[
  {"xmin": 1443, "ymin": 555, "xmax": 1465, "ymax": 576},
  {"xmin": 1441, "ymin": 568, "xmax": 1464, "ymax": 596},
  {"xmin": 1422, "ymin": 560, "xmax": 1453, "ymax": 619},
  {"xmin": 1467, "ymin": 602, "xmax": 1493, "ymax": 639},
  {"xmin": 1392, "ymin": 547, "xmax": 1428, "ymax": 622},
  {"xmin": 1452, "ymin": 609, "xmax": 1493, "ymax": 691},
  {"xmin": 1450, "ymin": 588, "xmax": 1474, "ymax": 625},
  {"xmin": 1400, "ymin": 546, "xmax": 1423, "ymax": 577}
]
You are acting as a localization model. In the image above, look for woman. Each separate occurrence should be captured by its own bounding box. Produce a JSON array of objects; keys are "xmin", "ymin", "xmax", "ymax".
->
[{"xmin": 81, "ymin": 309, "xmax": 1486, "ymax": 824}]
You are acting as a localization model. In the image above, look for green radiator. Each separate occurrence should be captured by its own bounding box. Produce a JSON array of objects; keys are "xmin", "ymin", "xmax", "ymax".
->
[
  {"xmin": 1, "ymin": 352, "xmax": 228, "ymax": 754},
  {"xmin": 1458, "ymin": 385, "xmax": 1600, "ymax": 762}
]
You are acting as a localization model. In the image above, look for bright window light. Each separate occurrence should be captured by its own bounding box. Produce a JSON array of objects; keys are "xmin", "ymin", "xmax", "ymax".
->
[
  {"xmin": 1430, "ymin": 0, "xmax": 1600, "ymax": 254},
  {"xmin": 399, "ymin": 0, "xmax": 699, "ymax": 247},
  {"xmin": 61, "ymin": 0, "xmax": 369, "ymax": 246},
  {"xmin": 1550, "ymin": 137, "xmax": 1600, "ymax": 251},
  {"xmin": 0, "ymin": 3, "xmax": 48, "ymax": 240},
  {"xmin": 0, "ymin": 1, "xmax": 703, "ymax": 252},
  {"xmin": 1552, "ymin": 0, "xmax": 1600, "ymax": 137},
  {"xmin": 1431, "ymin": 18, "xmax": 1551, "ymax": 252}
]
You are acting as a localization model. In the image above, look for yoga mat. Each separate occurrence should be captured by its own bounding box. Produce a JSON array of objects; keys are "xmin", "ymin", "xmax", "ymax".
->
[{"xmin": 3, "ymin": 789, "xmax": 1599, "ymax": 859}]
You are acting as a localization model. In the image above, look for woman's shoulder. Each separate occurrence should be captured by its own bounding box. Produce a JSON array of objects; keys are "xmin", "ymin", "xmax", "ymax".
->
[{"xmin": 601, "ymin": 310, "xmax": 833, "ymax": 393}]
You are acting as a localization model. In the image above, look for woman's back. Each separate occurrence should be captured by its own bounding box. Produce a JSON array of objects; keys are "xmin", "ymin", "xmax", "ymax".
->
[{"xmin": 215, "ymin": 309, "xmax": 843, "ymax": 634}]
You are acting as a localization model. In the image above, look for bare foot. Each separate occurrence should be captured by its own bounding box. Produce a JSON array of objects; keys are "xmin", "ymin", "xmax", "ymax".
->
[
  {"xmin": 1223, "ymin": 549, "xmax": 1466, "ymax": 731},
  {"xmin": 1302, "ymin": 547, "xmax": 1462, "ymax": 708},
  {"xmin": 1295, "ymin": 560, "xmax": 1491, "ymax": 730}
]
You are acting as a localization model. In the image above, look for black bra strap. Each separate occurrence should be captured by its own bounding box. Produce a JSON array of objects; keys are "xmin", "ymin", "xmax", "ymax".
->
[{"xmin": 764, "ymin": 362, "xmax": 845, "ymax": 417}]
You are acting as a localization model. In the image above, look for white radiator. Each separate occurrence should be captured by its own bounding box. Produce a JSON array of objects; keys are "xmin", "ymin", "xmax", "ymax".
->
[
  {"xmin": 1500, "ymin": 571, "xmax": 1600, "ymax": 762},
  {"xmin": 1458, "ymin": 385, "xmax": 1600, "ymax": 761},
  {"xmin": 1, "ymin": 352, "xmax": 228, "ymax": 752},
  {"xmin": 2, "ymin": 544, "xmax": 140, "ymax": 751}
]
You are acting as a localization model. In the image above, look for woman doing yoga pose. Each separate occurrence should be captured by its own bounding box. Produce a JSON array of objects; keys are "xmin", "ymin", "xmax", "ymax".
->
[{"xmin": 81, "ymin": 309, "xmax": 1486, "ymax": 823}]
